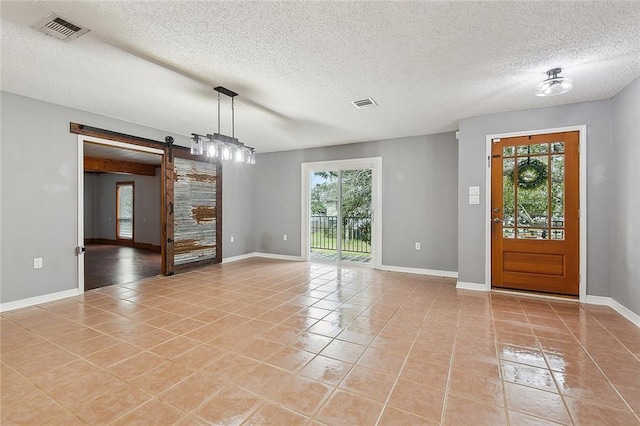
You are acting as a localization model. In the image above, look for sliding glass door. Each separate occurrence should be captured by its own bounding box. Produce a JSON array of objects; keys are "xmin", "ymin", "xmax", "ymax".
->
[{"xmin": 308, "ymin": 165, "xmax": 375, "ymax": 265}]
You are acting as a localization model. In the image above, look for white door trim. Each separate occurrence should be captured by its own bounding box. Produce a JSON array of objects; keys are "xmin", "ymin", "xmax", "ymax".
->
[
  {"xmin": 484, "ymin": 125, "xmax": 587, "ymax": 302},
  {"xmin": 301, "ymin": 157, "xmax": 383, "ymax": 268},
  {"xmin": 77, "ymin": 135, "xmax": 165, "ymax": 294},
  {"xmin": 77, "ymin": 136, "xmax": 85, "ymax": 293}
]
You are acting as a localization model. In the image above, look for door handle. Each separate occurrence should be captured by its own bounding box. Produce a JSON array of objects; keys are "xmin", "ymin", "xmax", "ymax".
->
[{"xmin": 493, "ymin": 217, "xmax": 503, "ymax": 223}]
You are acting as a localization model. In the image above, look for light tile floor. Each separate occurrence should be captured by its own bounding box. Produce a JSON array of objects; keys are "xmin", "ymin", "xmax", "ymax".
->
[{"xmin": 1, "ymin": 259, "xmax": 639, "ymax": 425}]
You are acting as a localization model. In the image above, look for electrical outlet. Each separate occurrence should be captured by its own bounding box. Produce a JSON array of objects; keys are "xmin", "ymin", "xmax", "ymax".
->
[
  {"xmin": 33, "ymin": 258, "xmax": 43, "ymax": 269},
  {"xmin": 415, "ymin": 242, "xmax": 421, "ymax": 250},
  {"xmin": 283, "ymin": 234, "xmax": 287, "ymax": 241},
  {"xmin": 230, "ymin": 236, "xmax": 234, "ymax": 243}
]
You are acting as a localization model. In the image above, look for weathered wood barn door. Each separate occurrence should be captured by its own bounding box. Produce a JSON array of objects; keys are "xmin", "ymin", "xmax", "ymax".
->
[{"xmin": 164, "ymin": 146, "xmax": 222, "ymax": 275}]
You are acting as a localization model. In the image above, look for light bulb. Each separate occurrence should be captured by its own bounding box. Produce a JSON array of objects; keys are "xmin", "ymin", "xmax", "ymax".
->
[
  {"xmin": 234, "ymin": 147, "xmax": 244, "ymax": 163},
  {"xmin": 221, "ymin": 144, "xmax": 231, "ymax": 161},
  {"xmin": 190, "ymin": 134, "xmax": 203, "ymax": 155},
  {"xmin": 206, "ymin": 140, "xmax": 218, "ymax": 158}
]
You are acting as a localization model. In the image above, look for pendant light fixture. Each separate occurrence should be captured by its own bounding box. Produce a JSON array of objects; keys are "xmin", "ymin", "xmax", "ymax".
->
[
  {"xmin": 190, "ymin": 86, "xmax": 255, "ymax": 164},
  {"xmin": 535, "ymin": 68, "xmax": 573, "ymax": 97}
]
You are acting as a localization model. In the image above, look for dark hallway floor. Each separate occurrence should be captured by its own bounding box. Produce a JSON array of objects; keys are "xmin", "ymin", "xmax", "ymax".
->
[{"xmin": 84, "ymin": 244, "xmax": 161, "ymax": 291}]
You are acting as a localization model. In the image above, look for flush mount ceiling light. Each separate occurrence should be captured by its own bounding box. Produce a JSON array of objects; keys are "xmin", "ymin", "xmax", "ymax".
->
[
  {"xmin": 191, "ymin": 86, "xmax": 255, "ymax": 164},
  {"xmin": 535, "ymin": 68, "xmax": 573, "ymax": 97}
]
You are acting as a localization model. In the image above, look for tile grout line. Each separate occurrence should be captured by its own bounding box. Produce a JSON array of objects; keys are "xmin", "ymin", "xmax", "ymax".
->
[
  {"xmin": 3, "ymin": 263, "xmax": 638, "ymax": 424},
  {"xmin": 309, "ymin": 272, "xmax": 404, "ymax": 423},
  {"xmin": 554, "ymin": 304, "xmax": 640, "ymax": 423},
  {"xmin": 490, "ymin": 291, "xmax": 513, "ymax": 425},
  {"xmin": 517, "ymin": 298, "xmax": 577, "ymax": 425},
  {"xmin": 372, "ymin": 281, "xmax": 439, "ymax": 425}
]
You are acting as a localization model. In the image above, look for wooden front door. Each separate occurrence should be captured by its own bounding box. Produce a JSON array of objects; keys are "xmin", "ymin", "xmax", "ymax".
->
[{"xmin": 491, "ymin": 131, "xmax": 579, "ymax": 296}]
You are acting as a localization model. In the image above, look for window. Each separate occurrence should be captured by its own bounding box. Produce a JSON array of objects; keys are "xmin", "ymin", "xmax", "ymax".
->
[{"xmin": 116, "ymin": 182, "xmax": 134, "ymax": 240}]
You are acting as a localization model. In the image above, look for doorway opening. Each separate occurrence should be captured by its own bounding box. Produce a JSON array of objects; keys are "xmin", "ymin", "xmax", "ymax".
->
[
  {"xmin": 302, "ymin": 158, "xmax": 382, "ymax": 267},
  {"xmin": 80, "ymin": 137, "xmax": 164, "ymax": 291}
]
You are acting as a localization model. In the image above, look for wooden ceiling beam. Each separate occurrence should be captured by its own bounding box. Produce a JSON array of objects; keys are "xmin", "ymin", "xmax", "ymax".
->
[{"xmin": 84, "ymin": 157, "xmax": 157, "ymax": 176}]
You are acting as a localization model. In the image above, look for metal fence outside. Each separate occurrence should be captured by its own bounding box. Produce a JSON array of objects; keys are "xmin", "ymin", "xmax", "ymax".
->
[{"xmin": 310, "ymin": 215, "xmax": 371, "ymax": 254}]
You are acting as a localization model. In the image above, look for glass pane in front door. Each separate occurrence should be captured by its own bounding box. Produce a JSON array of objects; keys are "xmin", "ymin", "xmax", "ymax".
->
[{"xmin": 502, "ymin": 141, "xmax": 563, "ymax": 240}]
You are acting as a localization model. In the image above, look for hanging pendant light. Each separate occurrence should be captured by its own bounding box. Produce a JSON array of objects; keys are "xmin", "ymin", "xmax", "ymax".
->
[
  {"xmin": 535, "ymin": 68, "xmax": 573, "ymax": 97},
  {"xmin": 190, "ymin": 86, "xmax": 256, "ymax": 164}
]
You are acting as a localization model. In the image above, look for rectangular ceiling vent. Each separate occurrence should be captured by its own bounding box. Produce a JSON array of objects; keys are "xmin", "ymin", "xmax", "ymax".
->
[
  {"xmin": 32, "ymin": 13, "xmax": 90, "ymax": 41},
  {"xmin": 351, "ymin": 97, "xmax": 378, "ymax": 109}
]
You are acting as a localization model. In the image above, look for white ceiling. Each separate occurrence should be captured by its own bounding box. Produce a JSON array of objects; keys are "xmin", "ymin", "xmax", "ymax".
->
[{"xmin": 2, "ymin": 2, "xmax": 639, "ymax": 153}]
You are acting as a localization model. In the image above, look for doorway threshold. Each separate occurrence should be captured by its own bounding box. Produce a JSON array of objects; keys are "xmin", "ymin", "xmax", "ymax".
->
[{"xmin": 491, "ymin": 288, "xmax": 579, "ymax": 303}]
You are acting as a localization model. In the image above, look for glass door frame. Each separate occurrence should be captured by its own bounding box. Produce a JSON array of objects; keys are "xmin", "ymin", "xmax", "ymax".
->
[{"xmin": 301, "ymin": 157, "xmax": 382, "ymax": 268}]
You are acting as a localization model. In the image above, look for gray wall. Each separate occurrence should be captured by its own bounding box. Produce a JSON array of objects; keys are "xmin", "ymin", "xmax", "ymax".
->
[
  {"xmin": 458, "ymin": 100, "xmax": 613, "ymax": 298},
  {"xmin": 611, "ymin": 78, "xmax": 640, "ymax": 315},
  {"xmin": 84, "ymin": 173, "xmax": 96, "ymax": 238},
  {"xmin": 0, "ymin": 91, "xmax": 252, "ymax": 303},
  {"xmin": 2, "ymin": 88, "xmax": 635, "ymax": 312},
  {"xmin": 253, "ymin": 133, "xmax": 459, "ymax": 272},
  {"xmin": 222, "ymin": 161, "xmax": 255, "ymax": 259},
  {"xmin": 85, "ymin": 171, "xmax": 162, "ymax": 246}
]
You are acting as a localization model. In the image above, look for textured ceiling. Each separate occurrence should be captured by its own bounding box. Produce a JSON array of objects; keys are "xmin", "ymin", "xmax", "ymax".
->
[{"xmin": 1, "ymin": 2, "xmax": 639, "ymax": 153}]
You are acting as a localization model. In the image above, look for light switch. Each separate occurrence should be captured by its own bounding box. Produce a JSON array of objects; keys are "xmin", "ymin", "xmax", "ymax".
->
[
  {"xmin": 469, "ymin": 186, "xmax": 480, "ymax": 196},
  {"xmin": 33, "ymin": 258, "xmax": 43, "ymax": 269},
  {"xmin": 469, "ymin": 195, "xmax": 480, "ymax": 205}
]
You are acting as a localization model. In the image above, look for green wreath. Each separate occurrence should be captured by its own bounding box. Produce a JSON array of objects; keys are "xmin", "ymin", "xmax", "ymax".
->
[{"xmin": 504, "ymin": 158, "xmax": 547, "ymax": 190}]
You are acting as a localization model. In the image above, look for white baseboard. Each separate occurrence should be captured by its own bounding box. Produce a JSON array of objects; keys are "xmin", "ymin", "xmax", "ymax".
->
[
  {"xmin": 225, "ymin": 255, "xmax": 457, "ymax": 278},
  {"xmin": 222, "ymin": 252, "xmax": 303, "ymax": 264},
  {"xmin": 584, "ymin": 295, "xmax": 610, "ymax": 305},
  {"xmin": 456, "ymin": 281, "xmax": 489, "ymax": 291},
  {"xmin": 0, "ymin": 288, "xmax": 80, "ymax": 313},
  {"xmin": 585, "ymin": 295, "xmax": 640, "ymax": 328},
  {"xmin": 380, "ymin": 264, "xmax": 458, "ymax": 278},
  {"xmin": 254, "ymin": 252, "xmax": 303, "ymax": 262},
  {"xmin": 222, "ymin": 252, "xmax": 258, "ymax": 264}
]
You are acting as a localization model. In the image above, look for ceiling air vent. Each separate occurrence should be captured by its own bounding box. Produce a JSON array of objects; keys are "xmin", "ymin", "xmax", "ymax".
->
[
  {"xmin": 32, "ymin": 13, "xmax": 90, "ymax": 41},
  {"xmin": 351, "ymin": 97, "xmax": 378, "ymax": 109}
]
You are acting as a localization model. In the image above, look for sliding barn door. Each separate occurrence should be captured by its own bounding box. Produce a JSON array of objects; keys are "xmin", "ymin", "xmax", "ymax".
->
[{"xmin": 164, "ymin": 149, "xmax": 222, "ymax": 274}]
